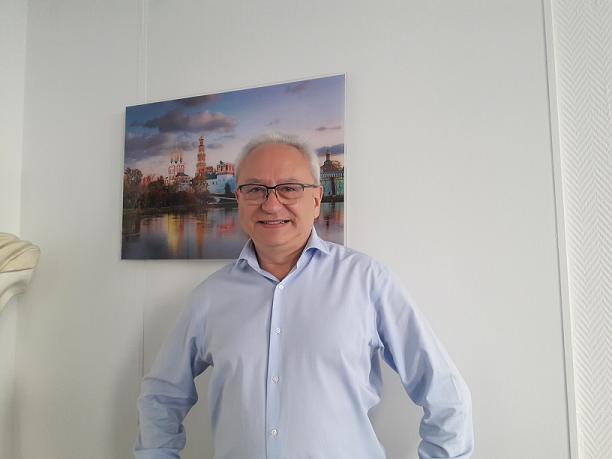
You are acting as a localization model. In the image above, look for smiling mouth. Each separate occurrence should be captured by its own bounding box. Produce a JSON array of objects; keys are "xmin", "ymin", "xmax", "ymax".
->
[{"xmin": 258, "ymin": 219, "xmax": 291, "ymax": 226}]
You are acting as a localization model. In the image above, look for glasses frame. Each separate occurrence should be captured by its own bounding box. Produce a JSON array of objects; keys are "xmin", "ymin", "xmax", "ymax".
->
[{"xmin": 237, "ymin": 182, "xmax": 320, "ymax": 204}]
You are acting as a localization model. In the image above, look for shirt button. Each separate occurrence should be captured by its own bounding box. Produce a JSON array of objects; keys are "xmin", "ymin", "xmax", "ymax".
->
[
  {"xmin": 272, "ymin": 376, "xmax": 280, "ymax": 384},
  {"xmin": 275, "ymin": 327, "xmax": 281, "ymax": 335},
  {"xmin": 271, "ymin": 428, "xmax": 278, "ymax": 437},
  {"xmin": 278, "ymin": 284, "xmax": 284, "ymax": 290}
]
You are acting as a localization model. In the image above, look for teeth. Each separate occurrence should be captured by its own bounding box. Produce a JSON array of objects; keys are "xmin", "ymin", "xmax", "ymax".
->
[{"xmin": 261, "ymin": 220, "xmax": 288, "ymax": 225}]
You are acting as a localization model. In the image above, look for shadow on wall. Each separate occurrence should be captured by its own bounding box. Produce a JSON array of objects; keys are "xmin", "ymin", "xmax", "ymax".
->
[
  {"xmin": 112, "ymin": 315, "xmax": 144, "ymax": 459},
  {"xmin": 370, "ymin": 367, "xmax": 422, "ymax": 457}
]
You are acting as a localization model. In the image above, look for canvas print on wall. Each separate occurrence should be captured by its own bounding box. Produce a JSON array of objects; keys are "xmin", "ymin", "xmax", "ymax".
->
[{"xmin": 122, "ymin": 75, "xmax": 345, "ymax": 259}]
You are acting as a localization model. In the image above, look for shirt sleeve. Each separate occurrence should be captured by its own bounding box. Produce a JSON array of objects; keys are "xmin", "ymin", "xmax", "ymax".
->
[
  {"xmin": 373, "ymin": 266, "xmax": 474, "ymax": 459},
  {"xmin": 134, "ymin": 292, "xmax": 210, "ymax": 459}
]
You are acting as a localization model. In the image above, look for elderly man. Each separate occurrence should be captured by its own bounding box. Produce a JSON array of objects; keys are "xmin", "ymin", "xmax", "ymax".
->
[{"xmin": 135, "ymin": 133, "xmax": 474, "ymax": 459}]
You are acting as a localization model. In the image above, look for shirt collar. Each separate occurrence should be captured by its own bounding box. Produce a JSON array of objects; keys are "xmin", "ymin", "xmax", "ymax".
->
[{"xmin": 237, "ymin": 226, "xmax": 331, "ymax": 268}]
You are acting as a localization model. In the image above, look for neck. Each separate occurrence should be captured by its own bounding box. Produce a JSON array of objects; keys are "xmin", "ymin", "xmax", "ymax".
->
[{"xmin": 254, "ymin": 239, "xmax": 310, "ymax": 281}]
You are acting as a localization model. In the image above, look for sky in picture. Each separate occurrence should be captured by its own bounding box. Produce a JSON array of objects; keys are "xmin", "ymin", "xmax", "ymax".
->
[{"xmin": 124, "ymin": 75, "xmax": 345, "ymax": 179}]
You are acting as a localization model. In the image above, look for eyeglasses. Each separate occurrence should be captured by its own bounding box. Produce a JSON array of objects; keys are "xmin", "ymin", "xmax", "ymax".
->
[{"xmin": 237, "ymin": 183, "xmax": 319, "ymax": 204}]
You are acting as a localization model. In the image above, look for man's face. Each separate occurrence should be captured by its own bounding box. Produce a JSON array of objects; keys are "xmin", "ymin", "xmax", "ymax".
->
[{"xmin": 236, "ymin": 143, "xmax": 323, "ymax": 256}]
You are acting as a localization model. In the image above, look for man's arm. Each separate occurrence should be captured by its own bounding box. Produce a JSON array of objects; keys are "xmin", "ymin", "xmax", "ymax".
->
[
  {"xmin": 134, "ymin": 296, "xmax": 209, "ymax": 459},
  {"xmin": 374, "ymin": 266, "xmax": 474, "ymax": 459}
]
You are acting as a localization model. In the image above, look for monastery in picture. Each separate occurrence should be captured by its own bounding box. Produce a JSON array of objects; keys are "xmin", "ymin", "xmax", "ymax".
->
[{"xmin": 158, "ymin": 134, "xmax": 344, "ymax": 200}]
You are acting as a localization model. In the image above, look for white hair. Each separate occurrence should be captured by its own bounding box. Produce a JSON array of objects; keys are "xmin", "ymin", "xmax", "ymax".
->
[{"xmin": 235, "ymin": 133, "xmax": 320, "ymax": 184}]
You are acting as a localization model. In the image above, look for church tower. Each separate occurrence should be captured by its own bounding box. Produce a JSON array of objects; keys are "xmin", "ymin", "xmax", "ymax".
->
[
  {"xmin": 177, "ymin": 147, "xmax": 184, "ymax": 175},
  {"xmin": 196, "ymin": 135, "xmax": 207, "ymax": 177},
  {"xmin": 168, "ymin": 155, "xmax": 176, "ymax": 180}
]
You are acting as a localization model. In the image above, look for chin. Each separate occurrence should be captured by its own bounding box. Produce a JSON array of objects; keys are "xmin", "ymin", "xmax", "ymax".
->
[
  {"xmin": 254, "ymin": 233, "xmax": 294, "ymax": 247},
  {"xmin": 253, "ymin": 227, "xmax": 307, "ymax": 248}
]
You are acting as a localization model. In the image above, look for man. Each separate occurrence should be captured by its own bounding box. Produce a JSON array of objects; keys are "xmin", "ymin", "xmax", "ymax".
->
[{"xmin": 135, "ymin": 133, "xmax": 474, "ymax": 459}]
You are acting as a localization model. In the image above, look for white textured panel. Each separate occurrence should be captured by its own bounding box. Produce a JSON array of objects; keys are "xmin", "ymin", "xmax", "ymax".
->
[{"xmin": 551, "ymin": 1, "xmax": 612, "ymax": 458}]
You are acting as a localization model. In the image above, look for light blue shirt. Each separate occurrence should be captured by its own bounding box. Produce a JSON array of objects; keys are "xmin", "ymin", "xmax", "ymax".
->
[{"xmin": 135, "ymin": 229, "xmax": 473, "ymax": 459}]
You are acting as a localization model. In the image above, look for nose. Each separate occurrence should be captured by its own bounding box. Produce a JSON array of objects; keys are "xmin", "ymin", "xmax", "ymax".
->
[{"xmin": 261, "ymin": 188, "xmax": 283, "ymax": 211}]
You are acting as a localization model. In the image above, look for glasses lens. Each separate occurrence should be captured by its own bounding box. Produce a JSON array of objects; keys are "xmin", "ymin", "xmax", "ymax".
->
[
  {"xmin": 276, "ymin": 184, "xmax": 304, "ymax": 201},
  {"xmin": 241, "ymin": 185, "xmax": 267, "ymax": 201}
]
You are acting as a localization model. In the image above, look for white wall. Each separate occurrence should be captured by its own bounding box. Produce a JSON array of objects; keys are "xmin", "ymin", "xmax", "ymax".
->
[
  {"xmin": 0, "ymin": 0, "xmax": 28, "ymax": 458},
  {"xmin": 16, "ymin": 1, "xmax": 144, "ymax": 458},
  {"xmin": 14, "ymin": 1, "xmax": 570, "ymax": 458},
  {"xmin": 0, "ymin": 0, "xmax": 27, "ymax": 237}
]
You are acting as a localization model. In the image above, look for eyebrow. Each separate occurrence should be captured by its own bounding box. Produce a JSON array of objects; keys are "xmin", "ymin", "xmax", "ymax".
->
[{"xmin": 240, "ymin": 178, "xmax": 303, "ymax": 184}]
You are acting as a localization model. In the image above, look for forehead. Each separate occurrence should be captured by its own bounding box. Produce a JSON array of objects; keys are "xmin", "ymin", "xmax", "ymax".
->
[{"xmin": 239, "ymin": 143, "xmax": 313, "ymax": 181}]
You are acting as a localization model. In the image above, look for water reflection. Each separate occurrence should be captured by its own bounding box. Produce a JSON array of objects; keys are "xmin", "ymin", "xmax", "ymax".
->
[
  {"xmin": 315, "ymin": 201, "xmax": 344, "ymax": 244},
  {"xmin": 122, "ymin": 203, "xmax": 344, "ymax": 260}
]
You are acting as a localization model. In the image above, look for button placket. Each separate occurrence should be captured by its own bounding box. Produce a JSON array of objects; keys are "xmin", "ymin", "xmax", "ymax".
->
[{"xmin": 265, "ymin": 283, "xmax": 284, "ymax": 457}]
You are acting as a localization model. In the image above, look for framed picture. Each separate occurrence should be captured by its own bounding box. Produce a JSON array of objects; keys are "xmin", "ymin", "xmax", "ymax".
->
[{"xmin": 122, "ymin": 75, "xmax": 345, "ymax": 259}]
